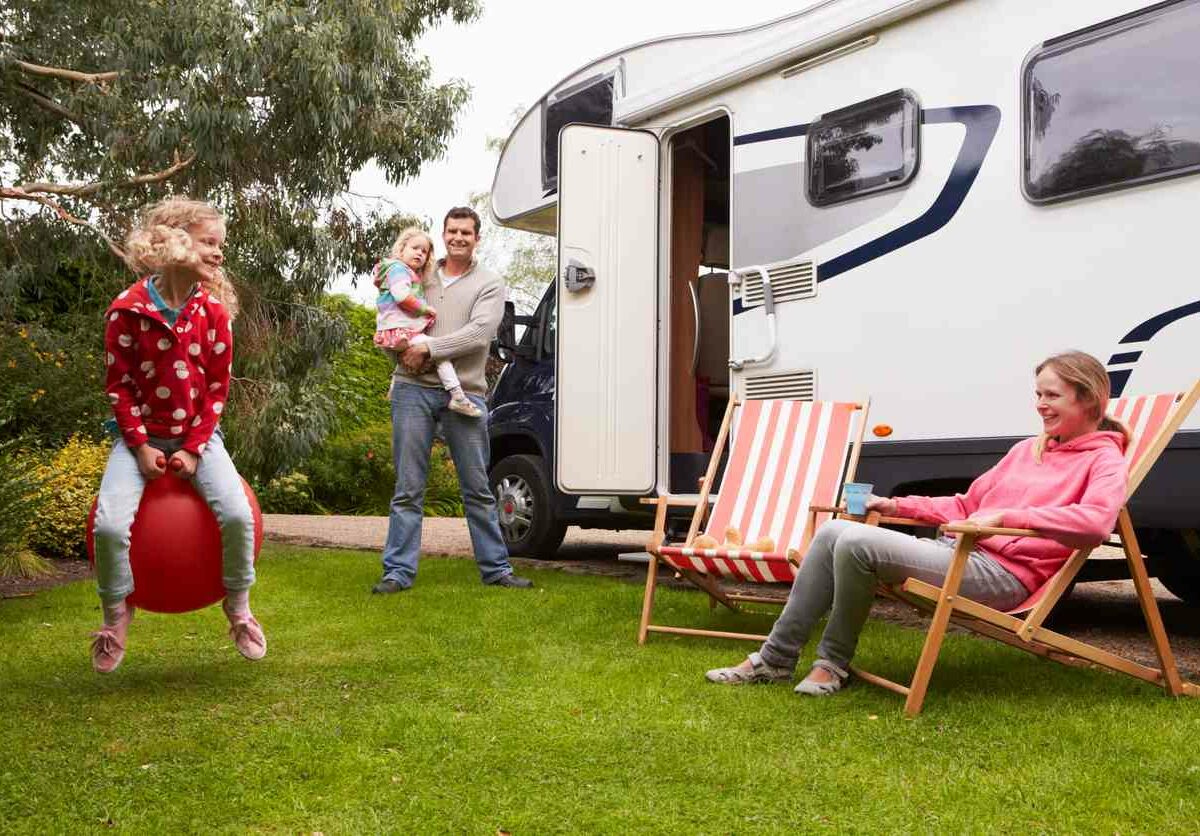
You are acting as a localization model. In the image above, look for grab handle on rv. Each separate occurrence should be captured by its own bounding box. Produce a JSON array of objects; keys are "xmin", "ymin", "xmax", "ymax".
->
[
  {"xmin": 728, "ymin": 265, "xmax": 777, "ymax": 371},
  {"xmin": 689, "ymin": 279, "xmax": 701, "ymax": 375},
  {"xmin": 563, "ymin": 259, "xmax": 596, "ymax": 293}
]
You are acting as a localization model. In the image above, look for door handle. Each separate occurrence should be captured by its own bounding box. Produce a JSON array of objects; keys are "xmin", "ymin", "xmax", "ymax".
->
[
  {"xmin": 689, "ymin": 279, "xmax": 700, "ymax": 375},
  {"xmin": 563, "ymin": 260, "xmax": 596, "ymax": 293},
  {"xmin": 729, "ymin": 266, "xmax": 777, "ymax": 371}
]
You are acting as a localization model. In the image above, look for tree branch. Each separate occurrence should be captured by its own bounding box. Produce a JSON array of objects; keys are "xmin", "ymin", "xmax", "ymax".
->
[
  {"xmin": 15, "ymin": 81, "xmax": 84, "ymax": 124},
  {"xmin": 16, "ymin": 151, "xmax": 197, "ymax": 198},
  {"xmin": 14, "ymin": 59, "xmax": 119, "ymax": 86},
  {"xmin": 0, "ymin": 187, "xmax": 126, "ymax": 261}
]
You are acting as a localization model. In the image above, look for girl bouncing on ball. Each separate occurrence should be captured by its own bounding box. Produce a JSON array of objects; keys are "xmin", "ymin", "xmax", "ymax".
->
[{"xmin": 90, "ymin": 197, "xmax": 265, "ymax": 673}]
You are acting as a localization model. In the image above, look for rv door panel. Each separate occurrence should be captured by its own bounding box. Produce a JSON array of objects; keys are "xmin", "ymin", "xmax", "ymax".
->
[{"xmin": 555, "ymin": 124, "xmax": 659, "ymax": 494}]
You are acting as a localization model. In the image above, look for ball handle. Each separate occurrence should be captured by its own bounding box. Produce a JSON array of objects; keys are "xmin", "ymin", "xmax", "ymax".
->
[{"xmin": 154, "ymin": 455, "xmax": 184, "ymax": 473}]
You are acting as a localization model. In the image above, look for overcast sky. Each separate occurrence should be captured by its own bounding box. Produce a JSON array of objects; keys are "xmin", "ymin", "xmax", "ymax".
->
[{"xmin": 335, "ymin": 0, "xmax": 804, "ymax": 303}]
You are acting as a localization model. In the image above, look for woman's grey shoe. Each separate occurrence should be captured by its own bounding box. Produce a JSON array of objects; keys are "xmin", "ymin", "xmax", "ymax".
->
[
  {"xmin": 794, "ymin": 659, "xmax": 850, "ymax": 696},
  {"xmin": 705, "ymin": 651, "xmax": 792, "ymax": 685}
]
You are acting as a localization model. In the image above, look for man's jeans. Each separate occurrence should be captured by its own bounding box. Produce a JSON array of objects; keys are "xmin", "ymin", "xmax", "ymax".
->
[
  {"xmin": 381, "ymin": 382, "xmax": 514, "ymax": 587},
  {"xmin": 92, "ymin": 430, "xmax": 256, "ymax": 605}
]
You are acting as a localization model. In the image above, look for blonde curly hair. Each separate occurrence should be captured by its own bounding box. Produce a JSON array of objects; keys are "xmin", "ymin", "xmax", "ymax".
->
[
  {"xmin": 124, "ymin": 197, "xmax": 239, "ymax": 318},
  {"xmin": 375, "ymin": 226, "xmax": 435, "ymax": 288}
]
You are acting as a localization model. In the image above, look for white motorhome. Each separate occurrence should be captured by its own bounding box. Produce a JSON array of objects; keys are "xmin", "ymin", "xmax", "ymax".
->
[{"xmin": 486, "ymin": 0, "xmax": 1200, "ymax": 601}]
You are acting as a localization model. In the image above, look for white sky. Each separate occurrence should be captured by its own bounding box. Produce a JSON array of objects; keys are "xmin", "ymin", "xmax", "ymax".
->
[{"xmin": 335, "ymin": 0, "xmax": 803, "ymax": 303}]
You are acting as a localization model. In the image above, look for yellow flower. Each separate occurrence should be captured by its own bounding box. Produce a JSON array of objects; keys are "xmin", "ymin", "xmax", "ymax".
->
[
  {"xmin": 17, "ymin": 327, "xmax": 28, "ymax": 339},
  {"xmin": 6, "ymin": 360, "xmax": 14, "ymax": 369}
]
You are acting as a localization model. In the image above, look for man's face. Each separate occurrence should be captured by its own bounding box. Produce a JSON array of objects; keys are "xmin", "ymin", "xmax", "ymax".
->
[{"xmin": 443, "ymin": 217, "xmax": 479, "ymax": 262}]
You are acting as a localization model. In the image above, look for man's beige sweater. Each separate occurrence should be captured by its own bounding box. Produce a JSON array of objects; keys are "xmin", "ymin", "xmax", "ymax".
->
[{"xmin": 392, "ymin": 258, "xmax": 505, "ymax": 396}]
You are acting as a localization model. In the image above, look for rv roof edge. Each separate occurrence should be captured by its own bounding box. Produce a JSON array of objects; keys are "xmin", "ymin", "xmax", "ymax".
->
[
  {"xmin": 615, "ymin": 0, "xmax": 958, "ymax": 124},
  {"xmin": 489, "ymin": 0, "xmax": 960, "ymax": 231}
]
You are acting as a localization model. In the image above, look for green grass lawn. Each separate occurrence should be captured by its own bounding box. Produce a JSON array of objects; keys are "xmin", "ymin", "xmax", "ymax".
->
[{"xmin": 3, "ymin": 546, "xmax": 1199, "ymax": 834}]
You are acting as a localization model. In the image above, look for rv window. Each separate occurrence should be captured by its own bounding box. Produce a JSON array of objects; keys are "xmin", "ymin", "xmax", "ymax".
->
[
  {"xmin": 542, "ymin": 75, "xmax": 615, "ymax": 191},
  {"xmin": 1023, "ymin": 1, "xmax": 1200, "ymax": 203},
  {"xmin": 806, "ymin": 89, "xmax": 920, "ymax": 207}
]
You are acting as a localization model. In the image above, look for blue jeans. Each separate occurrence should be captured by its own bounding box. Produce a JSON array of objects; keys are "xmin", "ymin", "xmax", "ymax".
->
[
  {"xmin": 380, "ymin": 382, "xmax": 513, "ymax": 586},
  {"xmin": 92, "ymin": 431, "xmax": 256, "ymax": 605}
]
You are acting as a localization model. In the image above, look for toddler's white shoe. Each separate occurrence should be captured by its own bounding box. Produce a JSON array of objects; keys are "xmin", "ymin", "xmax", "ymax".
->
[{"xmin": 449, "ymin": 396, "xmax": 482, "ymax": 418}]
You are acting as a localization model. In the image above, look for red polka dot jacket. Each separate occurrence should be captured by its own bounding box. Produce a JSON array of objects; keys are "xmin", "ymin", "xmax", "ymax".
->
[{"xmin": 104, "ymin": 277, "xmax": 233, "ymax": 455}]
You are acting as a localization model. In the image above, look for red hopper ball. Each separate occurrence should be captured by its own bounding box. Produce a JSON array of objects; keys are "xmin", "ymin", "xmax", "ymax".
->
[{"xmin": 86, "ymin": 473, "xmax": 262, "ymax": 614}]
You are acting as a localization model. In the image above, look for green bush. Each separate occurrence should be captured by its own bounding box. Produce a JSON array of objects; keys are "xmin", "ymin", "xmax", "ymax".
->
[
  {"xmin": 29, "ymin": 436, "xmax": 110, "ymax": 559},
  {"xmin": 0, "ymin": 442, "xmax": 52, "ymax": 578},
  {"xmin": 303, "ymin": 421, "xmax": 464, "ymax": 517},
  {"xmin": 0, "ymin": 323, "xmax": 109, "ymax": 447},
  {"xmin": 318, "ymin": 295, "xmax": 396, "ymax": 434},
  {"xmin": 424, "ymin": 443, "xmax": 465, "ymax": 518},
  {"xmin": 303, "ymin": 422, "xmax": 396, "ymax": 515},
  {"xmin": 257, "ymin": 472, "xmax": 324, "ymax": 515}
]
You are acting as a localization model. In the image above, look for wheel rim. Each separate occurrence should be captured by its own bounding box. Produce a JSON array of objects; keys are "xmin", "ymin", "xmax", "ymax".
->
[{"xmin": 495, "ymin": 474, "xmax": 535, "ymax": 545}]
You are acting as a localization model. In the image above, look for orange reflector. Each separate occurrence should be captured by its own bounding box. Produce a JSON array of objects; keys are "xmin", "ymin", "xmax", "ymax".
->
[{"xmin": 872, "ymin": 424, "xmax": 893, "ymax": 438}]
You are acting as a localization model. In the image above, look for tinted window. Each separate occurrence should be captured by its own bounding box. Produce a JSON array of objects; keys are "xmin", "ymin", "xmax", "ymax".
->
[
  {"xmin": 806, "ymin": 89, "xmax": 920, "ymax": 207},
  {"xmin": 542, "ymin": 75, "xmax": 615, "ymax": 191},
  {"xmin": 1024, "ymin": 1, "xmax": 1200, "ymax": 203}
]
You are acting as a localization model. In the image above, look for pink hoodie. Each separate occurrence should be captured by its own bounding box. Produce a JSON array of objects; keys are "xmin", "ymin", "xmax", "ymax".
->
[{"xmin": 893, "ymin": 431, "xmax": 1128, "ymax": 593}]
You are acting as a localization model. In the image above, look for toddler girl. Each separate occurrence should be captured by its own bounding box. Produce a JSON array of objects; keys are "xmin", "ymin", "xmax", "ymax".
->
[
  {"xmin": 373, "ymin": 227, "xmax": 481, "ymax": 417},
  {"xmin": 90, "ymin": 197, "xmax": 265, "ymax": 673}
]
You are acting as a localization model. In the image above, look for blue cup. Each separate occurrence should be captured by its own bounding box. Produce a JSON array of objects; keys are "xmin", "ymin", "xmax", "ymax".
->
[{"xmin": 843, "ymin": 482, "xmax": 873, "ymax": 516}]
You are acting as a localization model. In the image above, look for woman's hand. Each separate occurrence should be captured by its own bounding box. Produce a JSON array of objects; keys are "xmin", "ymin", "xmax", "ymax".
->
[
  {"xmin": 135, "ymin": 444, "xmax": 167, "ymax": 479},
  {"xmin": 169, "ymin": 450, "xmax": 200, "ymax": 478},
  {"xmin": 964, "ymin": 510, "xmax": 1006, "ymax": 528},
  {"xmin": 864, "ymin": 495, "xmax": 897, "ymax": 515}
]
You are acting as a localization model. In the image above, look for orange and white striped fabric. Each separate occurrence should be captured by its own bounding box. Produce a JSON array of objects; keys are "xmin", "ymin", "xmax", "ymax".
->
[
  {"xmin": 658, "ymin": 399, "xmax": 861, "ymax": 583},
  {"xmin": 1108, "ymin": 391, "xmax": 1180, "ymax": 471}
]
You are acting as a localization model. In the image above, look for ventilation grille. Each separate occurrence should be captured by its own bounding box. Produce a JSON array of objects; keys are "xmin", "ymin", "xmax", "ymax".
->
[
  {"xmin": 743, "ymin": 369, "xmax": 816, "ymax": 401},
  {"xmin": 740, "ymin": 260, "xmax": 817, "ymax": 307}
]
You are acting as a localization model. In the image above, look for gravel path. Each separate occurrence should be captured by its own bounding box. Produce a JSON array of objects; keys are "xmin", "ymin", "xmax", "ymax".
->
[{"xmin": 264, "ymin": 514, "xmax": 1200, "ymax": 680}]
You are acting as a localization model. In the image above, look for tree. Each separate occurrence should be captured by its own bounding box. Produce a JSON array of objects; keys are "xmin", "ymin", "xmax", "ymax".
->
[{"xmin": 0, "ymin": 0, "xmax": 480, "ymax": 480}]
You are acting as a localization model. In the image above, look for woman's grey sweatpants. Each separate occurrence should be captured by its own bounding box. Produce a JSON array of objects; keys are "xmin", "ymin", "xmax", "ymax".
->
[{"xmin": 758, "ymin": 519, "xmax": 1029, "ymax": 671}]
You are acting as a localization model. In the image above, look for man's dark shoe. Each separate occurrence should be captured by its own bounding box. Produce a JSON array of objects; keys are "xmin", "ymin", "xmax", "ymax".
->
[
  {"xmin": 371, "ymin": 579, "xmax": 409, "ymax": 594},
  {"xmin": 488, "ymin": 574, "xmax": 534, "ymax": 589}
]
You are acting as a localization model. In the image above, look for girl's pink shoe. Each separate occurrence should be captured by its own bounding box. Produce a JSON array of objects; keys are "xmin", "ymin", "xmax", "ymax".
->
[
  {"xmin": 90, "ymin": 606, "xmax": 134, "ymax": 674},
  {"xmin": 222, "ymin": 600, "xmax": 267, "ymax": 661}
]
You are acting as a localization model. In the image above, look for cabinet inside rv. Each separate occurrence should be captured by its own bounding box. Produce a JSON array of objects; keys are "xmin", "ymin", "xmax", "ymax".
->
[{"xmin": 667, "ymin": 116, "xmax": 731, "ymax": 494}]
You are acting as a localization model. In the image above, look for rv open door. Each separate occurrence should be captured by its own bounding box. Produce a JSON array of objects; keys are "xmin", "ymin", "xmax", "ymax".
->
[{"xmin": 555, "ymin": 124, "xmax": 659, "ymax": 494}]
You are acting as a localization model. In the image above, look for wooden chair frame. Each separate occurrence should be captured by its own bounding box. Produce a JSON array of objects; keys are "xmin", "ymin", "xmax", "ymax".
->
[
  {"xmin": 850, "ymin": 379, "xmax": 1200, "ymax": 715},
  {"xmin": 637, "ymin": 395, "xmax": 870, "ymax": 644}
]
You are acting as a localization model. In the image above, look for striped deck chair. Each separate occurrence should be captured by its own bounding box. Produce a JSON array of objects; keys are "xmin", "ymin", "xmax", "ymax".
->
[
  {"xmin": 637, "ymin": 395, "xmax": 869, "ymax": 644},
  {"xmin": 852, "ymin": 379, "xmax": 1200, "ymax": 716}
]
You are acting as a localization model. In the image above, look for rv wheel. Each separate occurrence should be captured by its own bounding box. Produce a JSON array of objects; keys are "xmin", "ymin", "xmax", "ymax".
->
[
  {"xmin": 1142, "ymin": 529, "xmax": 1200, "ymax": 607},
  {"xmin": 489, "ymin": 454, "xmax": 567, "ymax": 558}
]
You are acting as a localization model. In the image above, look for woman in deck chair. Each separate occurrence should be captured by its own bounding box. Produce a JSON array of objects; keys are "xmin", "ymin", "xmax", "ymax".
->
[{"xmin": 705, "ymin": 351, "xmax": 1130, "ymax": 696}]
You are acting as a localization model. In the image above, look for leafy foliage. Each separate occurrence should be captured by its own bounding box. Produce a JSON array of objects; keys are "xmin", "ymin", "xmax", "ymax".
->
[
  {"xmin": 0, "ymin": 441, "xmax": 50, "ymax": 578},
  {"xmin": 29, "ymin": 435, "xmax": 109, "ymax": 559},
  {"xmin": 256, "ymin": 471, "xmax": 323, "ymax": 515},
  {"xmin": 302, "ymin": 421, "xmax": 464, "ymax": 517},
  {"xmin": 302, "ymin": 422, "xmax": 396, "ymax": 515},
  {"xmin": 318, "ymin": 294, "xmax": 397, "ymax": 435},
  {"xmin": 0, "ymin": 321, "xmax": 108, "ymax": 446},
  {"xmin": 1, "ymin": 0, "xmax": 480, "ymax": 481}
]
